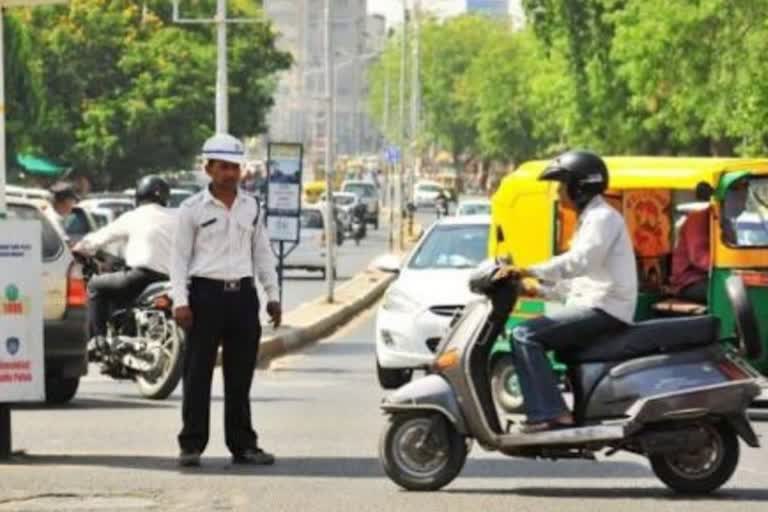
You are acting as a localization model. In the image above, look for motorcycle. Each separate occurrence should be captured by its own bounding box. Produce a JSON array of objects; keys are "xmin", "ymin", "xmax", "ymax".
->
[
  {"xmin": 435, "ymin": 196, "xmax": 449, "ymax": 218},
  {"xmin": 379, "ymin": 260, "xmax": 763, "ymax": 493},
  {"xmin": 351, "ymin": 205, "xmax": 367, "ymax": 246},
  {"xmin": 75, "ymin": 252, "xmax": 185, "ymax": 400}
]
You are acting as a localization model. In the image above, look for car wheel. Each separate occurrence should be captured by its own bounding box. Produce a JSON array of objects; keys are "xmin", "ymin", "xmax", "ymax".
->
[
  {"xmin": 45, "ymin": 376, "xmax": 80, "ymax": 404},
  {"xmin": 377, "ymin": 359, "xmax": 413, "ymax": 389}
]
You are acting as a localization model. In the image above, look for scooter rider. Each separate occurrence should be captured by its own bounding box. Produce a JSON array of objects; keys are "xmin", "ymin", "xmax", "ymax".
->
[
  {"xmin": 73, "ymin": 176, "xmax": 176, "ymax": 352},
  {"xmin": 507, "ymin": 150, "xmax": 638, "ymax": 433}
]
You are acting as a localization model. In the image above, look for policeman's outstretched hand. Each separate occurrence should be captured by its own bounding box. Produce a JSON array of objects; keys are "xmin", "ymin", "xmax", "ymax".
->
[
  {"xmin": 174, "ymin": 306, "xmax": 194, "ymax": 331},
  {"xmin": 267, "ymin": 301, "xmax": 282, "ymax": 328}
]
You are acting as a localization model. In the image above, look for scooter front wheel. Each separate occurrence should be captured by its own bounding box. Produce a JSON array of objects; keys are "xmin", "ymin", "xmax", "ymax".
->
[
  {"xmin": 649, "ymin": 421, "xmax": 739, "ymax": 494},
  {"xmin": 380, "ymin": 413, "xmax": 467, "ymax": 491}
]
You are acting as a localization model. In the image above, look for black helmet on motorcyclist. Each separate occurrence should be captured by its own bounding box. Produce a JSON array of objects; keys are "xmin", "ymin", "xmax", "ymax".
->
[
  {"xmin": 135, "ymin": 175, "xmax": 171, "ymax": 206},
  {"xmin": 539, "ymin": 150, "xmax": 608, "ymax": 210}
]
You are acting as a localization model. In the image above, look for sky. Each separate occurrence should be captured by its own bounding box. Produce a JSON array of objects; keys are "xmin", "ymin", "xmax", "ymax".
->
[{"xmin": 368, "ymin": 0, "xmax": 406, "ymax": 26}]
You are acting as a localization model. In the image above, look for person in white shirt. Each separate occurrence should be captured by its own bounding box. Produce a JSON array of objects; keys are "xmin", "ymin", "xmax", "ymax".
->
[
  {"xmin": 73, "ymin": 176, "xmax": 176, "ymax": 351},
  {"xmin": 171, "ymin": 133, "xmax": 281, "ymax": 468},
  {"xmin": 509, "ymin": 151, "xmax": 638, "ymax": 433}
]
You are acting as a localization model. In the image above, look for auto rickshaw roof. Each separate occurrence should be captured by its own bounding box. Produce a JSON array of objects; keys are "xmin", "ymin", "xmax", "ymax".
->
[{"xmin": 511, "ymin": 157, "xmax": 768, "ymax": 190}]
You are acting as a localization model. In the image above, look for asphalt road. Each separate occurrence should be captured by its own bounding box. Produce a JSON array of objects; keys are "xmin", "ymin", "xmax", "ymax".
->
[{"xmin": 2, "ymin": 305, "xmax": 768, "ymax": 512}]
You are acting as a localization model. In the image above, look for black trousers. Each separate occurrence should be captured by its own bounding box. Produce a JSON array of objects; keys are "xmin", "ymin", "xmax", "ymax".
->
[
  {"xmin": 87, "ymin": 267, "xmax": 166, "ymax": 338},
  {"xmin": 178, "ymin": 278, "xmax": 261, "ymax": 455}
]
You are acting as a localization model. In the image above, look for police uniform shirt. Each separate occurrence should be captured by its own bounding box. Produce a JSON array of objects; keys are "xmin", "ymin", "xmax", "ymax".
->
[{"xmin": 170, "ymin": 188, "xmax": 279, "ymax": 308}]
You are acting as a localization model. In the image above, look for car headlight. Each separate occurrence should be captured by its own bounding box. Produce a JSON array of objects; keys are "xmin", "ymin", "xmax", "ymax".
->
[{"xmin": 383, "ymin": 289, "xmax": 421, "ymax": 313}]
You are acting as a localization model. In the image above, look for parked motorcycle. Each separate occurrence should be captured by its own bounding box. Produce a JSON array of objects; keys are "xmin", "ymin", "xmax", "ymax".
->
[
  {"xmin": 379, "ymin": 260, "xmax": 763, "ymax": 493},
  {"xmin": 75, "ymin": 252, "xmax": 185, "ymax": 400}
]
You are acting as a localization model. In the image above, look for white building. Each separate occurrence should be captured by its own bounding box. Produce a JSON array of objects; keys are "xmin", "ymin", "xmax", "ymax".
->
[{"xmin": 264, "ymin": 0, "xmax": 384, "ymax": 171}]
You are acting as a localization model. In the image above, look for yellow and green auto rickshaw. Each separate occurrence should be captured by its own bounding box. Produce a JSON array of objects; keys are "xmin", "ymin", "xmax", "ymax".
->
[{"xmin": 488, "ymin": 156, "xmax": 768, "ymax": 411}]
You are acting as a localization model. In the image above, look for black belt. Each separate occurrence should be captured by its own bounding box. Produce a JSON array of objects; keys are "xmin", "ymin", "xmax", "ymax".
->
[{"xmin": 190, "ymin": 276, "xmax": 253, "ymax": 293}]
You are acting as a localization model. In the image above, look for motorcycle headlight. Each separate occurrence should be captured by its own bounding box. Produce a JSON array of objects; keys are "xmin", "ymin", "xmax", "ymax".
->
[{"xmin": 383, "ymin": 289, "xmax": 421, "ymax": 313}]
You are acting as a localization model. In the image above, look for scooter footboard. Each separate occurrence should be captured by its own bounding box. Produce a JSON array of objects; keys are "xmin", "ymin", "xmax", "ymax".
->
[
  {"xmin": 381, "ymin": 374, "xmax": 467, "ymax": 434},
  {"xmin": 627, "ymin": 380, "xmax": 762, "ymax": 426}
]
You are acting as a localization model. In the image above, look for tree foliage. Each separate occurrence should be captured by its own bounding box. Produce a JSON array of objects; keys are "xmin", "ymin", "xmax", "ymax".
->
[
  {"xmin": 6, "ymin": 0, "xmax": 291, "ymax": 187},
  {"xmin": 368, "ymin": 1, "xmax": 768, "ymax": 171}
]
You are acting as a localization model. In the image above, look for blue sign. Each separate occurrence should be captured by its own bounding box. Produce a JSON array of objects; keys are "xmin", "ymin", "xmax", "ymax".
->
[{"xmin": 384, "ymin": 146, "xmax": 401, "ymax": 164}]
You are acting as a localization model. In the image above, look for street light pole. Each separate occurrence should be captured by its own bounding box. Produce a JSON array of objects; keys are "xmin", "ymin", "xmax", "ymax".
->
[
  {"xmin": 323, "ymin": 0, "xmax": 336, "ymax": 302},
  {"xmin": 409, "ymin": 0, "xmax": 421, "ymax": 215},
  {"xmin": 172, "ymin": 0, "xmax": 257, "ymax": 134},
  {"xmin": 398, "ymin": 5, "xmax": 408, "ymax": 251}
]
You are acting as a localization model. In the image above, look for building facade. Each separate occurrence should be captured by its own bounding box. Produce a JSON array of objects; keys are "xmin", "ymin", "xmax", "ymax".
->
[{"xmin": 264, "ymin": 0, "xmax": 385, "ymax": 172}]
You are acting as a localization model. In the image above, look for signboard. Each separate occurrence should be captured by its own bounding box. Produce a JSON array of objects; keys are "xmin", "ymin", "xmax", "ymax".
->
[
  {"xmin": 266, "ymin": 142, "xmax": 303, "ymax": 242},
  {"xmin": 384, "ymin": 146, "xmax": 401, "ymax": 165},
  {"xmin": 0, "ymin": 221, "xmax": 44, "ymax": 402}
]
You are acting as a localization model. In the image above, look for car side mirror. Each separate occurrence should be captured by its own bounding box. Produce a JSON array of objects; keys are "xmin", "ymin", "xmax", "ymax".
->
[{"xmin": 372, "ymin": 253, "xmax": 401, "ymax": 274}]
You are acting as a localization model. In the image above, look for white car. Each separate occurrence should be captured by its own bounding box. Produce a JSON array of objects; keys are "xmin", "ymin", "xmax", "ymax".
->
[
  {"xmin": 456, "ymin": 198, "xmax": 491, "ymax": 216},
  {"xmin": 282, "ymin": 205, "xmax": 337, "ymax": 279},
  {"xmin": 413, "ymin": 180, "xmax": 445, "ymax": 209},
  {"xmin": 374, "ymin": 215, "xmax": 491, "ymax": 388},
  {"xmin": 341, "ymin": 180, "xmax": 380, "ymax": 229}
]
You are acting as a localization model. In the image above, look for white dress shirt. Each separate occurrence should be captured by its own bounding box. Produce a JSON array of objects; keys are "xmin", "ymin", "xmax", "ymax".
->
[
  {"xmin": 171, "ymin": 188, "xmax": 279, "ymax": 308},
  {"xmin": 78, "ymin": 204, "xmax": 176, "ymax": 275},
  {"xmin": 531, "ymin": 195, "xmax": 638, "ymax": 324}
]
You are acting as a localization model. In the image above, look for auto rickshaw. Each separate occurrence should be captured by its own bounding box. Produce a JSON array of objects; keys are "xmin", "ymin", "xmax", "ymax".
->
[
  {"xmin": 488, "ymin": 156, "xmax": 768, "ymax": 412},
  {"xmin": 303, "ymin": 180, "xmax": 326, "ymax": 204}
]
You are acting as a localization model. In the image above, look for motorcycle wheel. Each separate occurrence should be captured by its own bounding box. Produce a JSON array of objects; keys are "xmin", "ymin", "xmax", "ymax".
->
[
  {"xmin": 649, "ymin": 421, "xmax": 739, "ymax": 494},
  {"xmin": 380, "ymin": 413, "xmax": 467, "ymax": 491},
  {"xmin": 135, "ymin": 321, "xmax": 185, "ymax": 400}
]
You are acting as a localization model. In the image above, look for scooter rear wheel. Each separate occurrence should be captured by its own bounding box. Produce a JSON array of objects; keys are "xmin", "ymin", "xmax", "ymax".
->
[
  {"xmin": 380, "ymin": 413, "xmax": 467, "ymax": 491},
  {"xmin": 649, "ymin": 421, "xmax": 739, "ymax": 494}
]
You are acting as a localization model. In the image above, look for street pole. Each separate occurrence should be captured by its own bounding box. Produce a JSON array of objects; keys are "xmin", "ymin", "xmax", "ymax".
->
[
  {"xmin": 215, "ymin": 0, "xmax": 228, "ymax": 133},
  {"xmin": 409, "ymin": 0, "xmax": 421, "ymax": 228},
  {"xmin": 324, "ymin": 0, "xmax": 335, "ymax": 302},
  {"xmin": 0, "ymin": 8, "xmax": 6, "ymax": 219},
  {"xmin": 398, "ymin": 5, "xmax": 408, "ymax": 251},
  {"xmin": 172, "ymin": 0, "xmax": 257, "ymax": 134}
]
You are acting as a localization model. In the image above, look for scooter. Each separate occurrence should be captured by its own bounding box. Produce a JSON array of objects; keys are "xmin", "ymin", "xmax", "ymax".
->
[
  {"xmin": 379, "ymin": 260, "xmax": 763, "ymax": 493},
  {"xmin": 75, "ymin": 252, "xmax": 185, "ymax": 400}
]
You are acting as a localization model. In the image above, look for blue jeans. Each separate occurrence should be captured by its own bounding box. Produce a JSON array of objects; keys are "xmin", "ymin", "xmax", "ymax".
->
[{"xmin": 511, "ymin": 307, "xmax": 626, "ymax": 423}]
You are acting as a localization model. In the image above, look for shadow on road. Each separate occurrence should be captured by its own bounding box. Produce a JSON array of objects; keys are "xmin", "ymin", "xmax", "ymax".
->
[
  {"xmin": 11, "ymin": 398, "xmax": 176, "ymax": 411},
  {"xmin": 2, "ymin": 455, "xmax": 649, "ymax": 480},
  {"xmin": 445, "ymin": 486, "xmax": 768, "ymax": 502}
]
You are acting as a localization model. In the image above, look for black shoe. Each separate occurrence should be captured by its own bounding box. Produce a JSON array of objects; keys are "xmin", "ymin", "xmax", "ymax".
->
[
  {"xmin": 178, "ymin": 449, "xmax": 201, "ymax": 467},
  {"xmin": 232, "ymin": 447, "xmax": 275, "ymax": 466}
]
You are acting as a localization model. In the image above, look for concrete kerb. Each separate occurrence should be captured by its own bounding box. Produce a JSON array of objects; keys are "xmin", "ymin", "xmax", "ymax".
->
[{"xmin": 213, "ymin": 223, "xmax": 423, "ymax": 369}]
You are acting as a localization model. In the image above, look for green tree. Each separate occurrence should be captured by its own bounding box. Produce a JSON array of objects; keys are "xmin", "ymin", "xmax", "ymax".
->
[{"xmin": 22, "ymin": 0, "xmax": 290, "ymax": 187}]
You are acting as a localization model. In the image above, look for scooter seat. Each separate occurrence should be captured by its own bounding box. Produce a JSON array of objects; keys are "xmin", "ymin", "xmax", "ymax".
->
[{"xmin": 560, "ymin": 316, "xmax": 720, "ymax": 363}]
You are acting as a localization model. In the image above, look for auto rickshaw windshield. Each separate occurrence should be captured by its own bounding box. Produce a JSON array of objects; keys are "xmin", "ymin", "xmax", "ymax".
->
[{"xmin": 722, "ymin": 176, "xmax": 768, "ymax": 247}]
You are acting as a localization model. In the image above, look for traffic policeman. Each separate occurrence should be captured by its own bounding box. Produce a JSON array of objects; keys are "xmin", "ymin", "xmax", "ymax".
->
[{"xmin": 171, "ymin": 133, "xmax": 281, "ymax": 467}]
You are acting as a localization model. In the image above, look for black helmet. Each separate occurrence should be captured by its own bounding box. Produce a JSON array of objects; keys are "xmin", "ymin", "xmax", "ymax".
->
[
  {"xmin": 135, "ymin": 175, "xmax": 170, "ymax": 206},
  {"xmin": 539, "ymin": 150, "xmax": 608, "ymax": 209}
]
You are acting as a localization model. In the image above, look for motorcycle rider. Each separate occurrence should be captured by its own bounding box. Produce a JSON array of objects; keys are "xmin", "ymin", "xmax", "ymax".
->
[
  {"xmin": 73, "ymin": 176, "xmax": 176, "ymax": 352},
  {"xmin": 506, "ymin": 150, "xmax": 638, "ymax": 432}
]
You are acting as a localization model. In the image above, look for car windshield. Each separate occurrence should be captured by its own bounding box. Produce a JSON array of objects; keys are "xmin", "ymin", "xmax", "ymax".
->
[
  {"xmin": 334, "ymin": 195, "xmax": 356, "ymax": 206},
  {"xmin": 418, "ymin": 184, "xmax": 441, "ymax": 193},
  {"xmin": 7, "ymin": 204, "xmax": 63, "ymax": 260},
  {"xmin": 459, "ymin": 203, "xmax": 490, "ymax": 215},
  {"xmin": 301, "ymin": 210, "xmax": 324, "ymax": 229},
  {"xmin": 344, "ymin": 183, "xmax": 375, "ymax": 198},
  {"xmin": 724, "ymin": 177, "xmax": 768, "ymax": 247},
  {"xmin": 169, "ymin": 191, "xmax": 193, "ymax": 207},
  {"xmin": 409, "ymin": 224, "xmax": 489, "ymax": 269}
]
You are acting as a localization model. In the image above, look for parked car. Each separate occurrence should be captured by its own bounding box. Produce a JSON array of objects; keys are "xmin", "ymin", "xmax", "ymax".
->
[
  {"xmin": 281, "ymin": 206, "xmax": 337, "ymax": 279},
  {"xmin": 456, "ymin": 198, "xmax": 491, "ymax": 216},
  {"xmin": 341, "ymin": 180, "xmax": 380, "ymax": 229},
  {"xmin": 6, "ymin": 185, "xmax": 51, "ymax": 202},
  {"xmin": 413, "ymin": 180, "xmax": 443, "ymax": 208},
  {"xmin": 79, "ymin": 196, "xmax": 135, "ymax": 221},
  {"xmin": 374, "ymin": 215, "xmax": 491, "ymax": 388},
  {"xmin": 122, "ymin": 187, "xmax": 192, "ymax": 208},
  {"xmin": 6, "ymin": 197, "xmax": 88, "ymax": 403}
]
